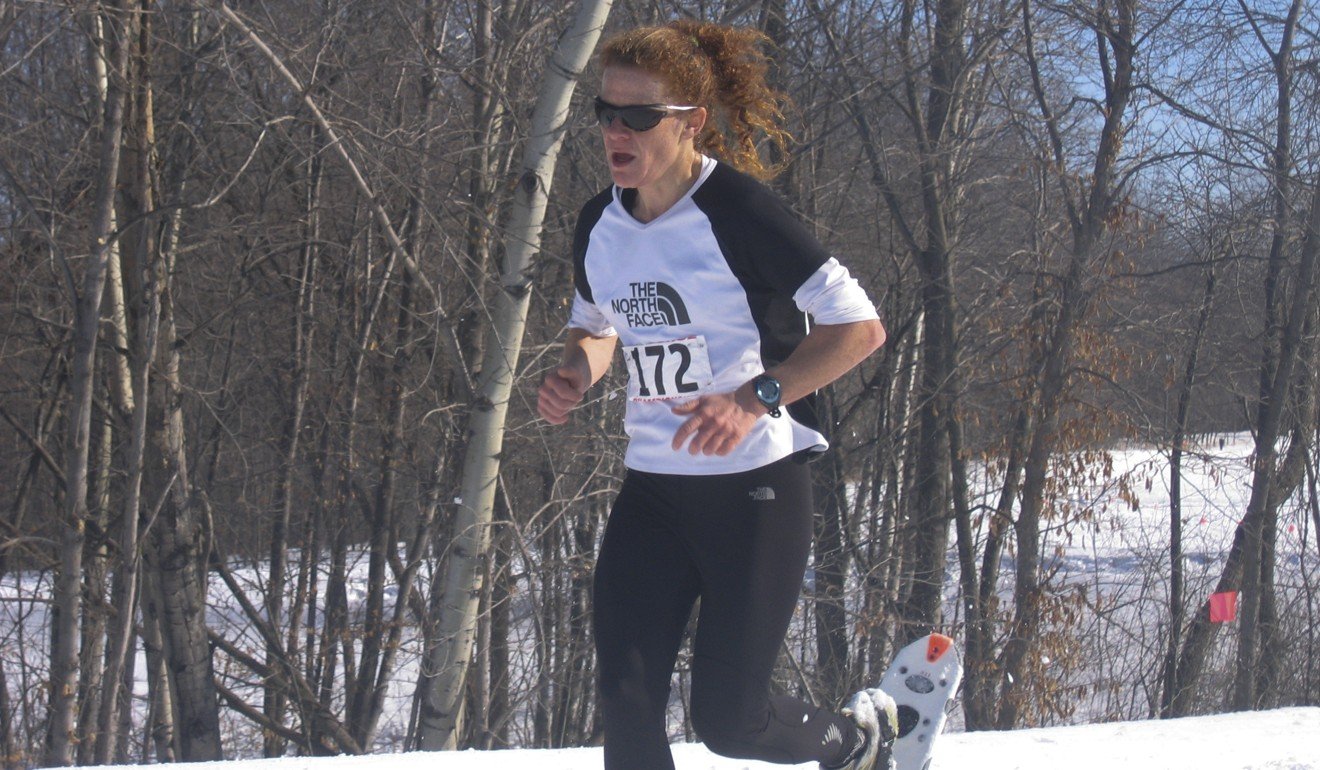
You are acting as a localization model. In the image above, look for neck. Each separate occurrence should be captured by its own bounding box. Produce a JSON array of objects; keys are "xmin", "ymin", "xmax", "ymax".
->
[{"xmin": 633, "ymin": 153, "xmax": 704, "ymax": 222}]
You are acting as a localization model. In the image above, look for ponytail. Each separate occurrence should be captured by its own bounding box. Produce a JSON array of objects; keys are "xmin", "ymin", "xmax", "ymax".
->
[{"xmin": 599, "ymin": 20, "xmax": 792, "ymax": 180}]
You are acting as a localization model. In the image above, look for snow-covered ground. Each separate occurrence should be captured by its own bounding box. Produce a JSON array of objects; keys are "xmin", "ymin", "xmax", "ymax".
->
[
  {"xmin": 6, "ymin": 432, "xmax": 1319, "ymax": 767},
  {"xmin": 89, "ymin": 707, "xmax": 1320, "ymax": 769},
  {"xmin": 1050, "ymin": 432, "xmax": 1309, "ymax": 564}
]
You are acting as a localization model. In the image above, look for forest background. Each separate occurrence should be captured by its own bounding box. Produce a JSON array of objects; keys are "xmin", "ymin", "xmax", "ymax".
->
[{"xmin": 2, "ymin": 0, "xmax": 1319, "ymax": 766}]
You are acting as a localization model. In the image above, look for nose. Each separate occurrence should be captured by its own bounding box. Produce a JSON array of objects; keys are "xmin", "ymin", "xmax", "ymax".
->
[{"xmin": 601, "ymin": 116, "xmax": 632, "ymax": 139}]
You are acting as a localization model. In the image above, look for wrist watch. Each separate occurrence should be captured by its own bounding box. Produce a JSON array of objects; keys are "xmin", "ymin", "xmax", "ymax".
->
[{"xmin": 751, "ymin": 373, "xmax": 782, "ymax": 418}]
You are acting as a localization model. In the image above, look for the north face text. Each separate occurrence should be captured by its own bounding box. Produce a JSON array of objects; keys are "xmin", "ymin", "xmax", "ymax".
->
[{"xmin": 611, "ymin": 282, "xmax": 691, "ymax": 327}]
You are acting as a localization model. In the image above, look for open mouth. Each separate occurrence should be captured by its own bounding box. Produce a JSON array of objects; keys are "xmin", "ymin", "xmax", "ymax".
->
[{"xmin": 610, "ymin": 152, "xmax": 635, "ymax": 167}]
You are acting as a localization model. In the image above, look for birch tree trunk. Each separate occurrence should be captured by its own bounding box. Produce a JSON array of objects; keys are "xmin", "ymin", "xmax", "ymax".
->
[
  {"xmin": 140, "ymin": 570, "xmax": 176, "ymax": 762},
  {"xmin": 95, "ymin": 3, "xmax": 163, "ymax": 757},
  {"xmin": 44, "ymin": 2, "xmax": 132, "ymax": 764},
  {"xmin": 141, "ymin": 192, "xmax": 224, "ymax": 764},
  {"xmin": 415, "ymin": 0, "xmax": 613, "ymax": 749}
]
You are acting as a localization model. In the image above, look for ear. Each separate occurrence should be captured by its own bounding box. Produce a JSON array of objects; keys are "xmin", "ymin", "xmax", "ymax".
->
[{"xmin": 683, "ymin": 107, "xmax": 708, "ymax": 139}]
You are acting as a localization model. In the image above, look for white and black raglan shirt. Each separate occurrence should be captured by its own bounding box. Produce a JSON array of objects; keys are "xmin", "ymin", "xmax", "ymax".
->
[{"xmin": 568, "ymin": 155, "xmax": 879, "ymax": 475}]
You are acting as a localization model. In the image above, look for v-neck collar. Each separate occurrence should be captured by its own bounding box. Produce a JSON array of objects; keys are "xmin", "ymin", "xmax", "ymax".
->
[{"xmin": 614, "ymin": 155, "xmax": 718, "ymax": 228}]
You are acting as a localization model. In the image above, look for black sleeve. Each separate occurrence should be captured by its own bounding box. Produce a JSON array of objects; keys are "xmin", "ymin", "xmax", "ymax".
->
[
  {"xmin": 691, "ymin": 164, "xmax": 832, "ymax": 299},
  {"xmin": 692, "ymin": 165, "xmax": 832, "ymax": 436},
  {"xmin": 571, "ymin": 187, "xmax": 614, "ymax": 304}
]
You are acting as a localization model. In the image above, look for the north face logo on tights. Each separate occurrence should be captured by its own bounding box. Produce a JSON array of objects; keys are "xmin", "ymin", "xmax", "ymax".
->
[{"xmin": 610, "ymin": 282, "xmax": 691, "ymax": 327}]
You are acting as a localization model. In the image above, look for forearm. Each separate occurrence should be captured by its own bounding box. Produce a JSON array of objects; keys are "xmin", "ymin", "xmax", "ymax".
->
[
  {"xmin": 563, "ymin": 327, "xmax": 618, "ymax": 387},
  {"xmin": 539, "ymin": 327, "xmax": 618, "ymax": 425},
  {"xmin": 735, "ymin": 319, "xmax": 886, "ymax": 414}
]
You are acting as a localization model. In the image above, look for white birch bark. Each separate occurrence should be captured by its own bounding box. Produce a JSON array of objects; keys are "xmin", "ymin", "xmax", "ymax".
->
[
  {"xmin": 45, "ymin": 4, "xmax": 132, "ymax": 765},
  {"xmin": 415, "ymin": 0, "xmax": 614, "ymax": 750}
]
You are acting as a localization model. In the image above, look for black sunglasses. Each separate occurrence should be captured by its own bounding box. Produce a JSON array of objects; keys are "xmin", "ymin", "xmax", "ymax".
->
[{"xmin": 593, "ymin": 96, "xmax": 698, "ymax": 132}]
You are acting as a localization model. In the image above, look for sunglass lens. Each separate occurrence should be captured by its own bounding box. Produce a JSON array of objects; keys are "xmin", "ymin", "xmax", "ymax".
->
[
  {"xmin": 594, "ymin": 98, "xmax": 666, "ymax": 131},
  {"xmin": 620, "ymin": 107, "xmax": 665, "ymax": 131}
]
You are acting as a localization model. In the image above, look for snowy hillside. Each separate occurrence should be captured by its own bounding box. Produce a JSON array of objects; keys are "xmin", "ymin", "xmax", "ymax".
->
[
  {"xmin": 91, "ymin": 708, "xmax": 1320, "ymax": 769},
  {"xmin": 5, "ymin": 433, "xmax": 1317, "ymax": 765}
]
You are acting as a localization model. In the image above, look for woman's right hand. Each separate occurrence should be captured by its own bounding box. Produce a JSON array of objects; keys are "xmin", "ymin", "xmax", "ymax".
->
[{"xmin": 537, "ymin": 364, "xmax": 590, "ymax": 424}]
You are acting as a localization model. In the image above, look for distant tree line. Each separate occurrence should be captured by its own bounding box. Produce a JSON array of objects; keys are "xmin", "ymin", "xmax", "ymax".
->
[{"xmin": 0, "ymin": 0, "xmax": 1317, "ymax": 765}]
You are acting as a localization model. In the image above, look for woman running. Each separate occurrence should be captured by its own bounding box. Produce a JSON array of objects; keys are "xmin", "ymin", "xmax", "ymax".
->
[{"xmin": 537, "ymin": 19, "xmax": 897, "ymax": 770}]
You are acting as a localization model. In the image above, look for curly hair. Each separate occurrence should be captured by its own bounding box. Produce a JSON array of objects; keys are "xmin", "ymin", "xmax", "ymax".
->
[{"xmin": 599, "ymin": 20, "xmax": 792, "ymax": 180}]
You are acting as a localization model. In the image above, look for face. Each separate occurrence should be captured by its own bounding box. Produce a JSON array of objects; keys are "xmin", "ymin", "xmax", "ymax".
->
[{"xmin": 597, "ymin": 66, "xmax": 705, "ymax": 191}]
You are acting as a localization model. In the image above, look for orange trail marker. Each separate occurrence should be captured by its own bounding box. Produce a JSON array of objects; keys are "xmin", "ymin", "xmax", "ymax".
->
[{"xmin": 1209, "ymin": 591, "xmax": 1238, "ymax": 623}]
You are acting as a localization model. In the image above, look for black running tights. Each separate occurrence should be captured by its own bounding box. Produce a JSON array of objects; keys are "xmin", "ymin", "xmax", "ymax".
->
[{"xmin": 592, "ymin": 453, "xmax": 857, "ymax": 769}]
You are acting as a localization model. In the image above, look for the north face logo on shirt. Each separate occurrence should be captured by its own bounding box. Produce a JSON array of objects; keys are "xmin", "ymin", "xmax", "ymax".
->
[{"xmin": 610, "ymin": 282, "xmax": 691, "ymax": 327}]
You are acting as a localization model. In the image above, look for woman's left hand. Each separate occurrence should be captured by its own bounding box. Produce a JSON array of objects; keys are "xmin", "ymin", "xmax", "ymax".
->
[{"xmin": 670, "ymin": 390, "xmax": 762, "ymax": 456}]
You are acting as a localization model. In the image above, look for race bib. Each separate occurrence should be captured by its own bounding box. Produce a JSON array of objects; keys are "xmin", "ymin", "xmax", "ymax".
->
[{"xmin": 622, "ymin": 335, "xmax": 714, "ymax": 402}]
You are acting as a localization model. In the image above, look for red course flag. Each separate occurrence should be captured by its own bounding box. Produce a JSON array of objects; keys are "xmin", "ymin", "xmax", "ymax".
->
[{"xmin": 1209, "ymin": 591, "xmax": 1238, "ymax": 623}]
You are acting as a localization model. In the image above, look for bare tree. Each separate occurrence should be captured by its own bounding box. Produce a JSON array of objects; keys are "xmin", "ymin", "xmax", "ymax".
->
[
  {"xmin": 6, "ymin": 0, "xmax": 1320, "ymax": 758},
  {"xmin": 1165, "ymin": 0, "xmax": 1320, "ymax": 716},
  {"xmin": 44, "ymin": 2, "xmax": 133, "ymax": 764},
  {"xmin": 995, "ymin": 0, "xmax": 1144, "ymax": 729},
  {"xmin": 415, "ymin": 0, "xmax": 614, "ymax": 748},
  {"xmin": 1159, "ymin": 236, "xmax": 1221, "ymax": 717}
]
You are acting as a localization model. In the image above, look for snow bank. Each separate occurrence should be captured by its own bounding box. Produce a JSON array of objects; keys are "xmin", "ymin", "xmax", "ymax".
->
[{"xmin": 88, "ymin": 707, "xmax": 1319, "ymax": 770}]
